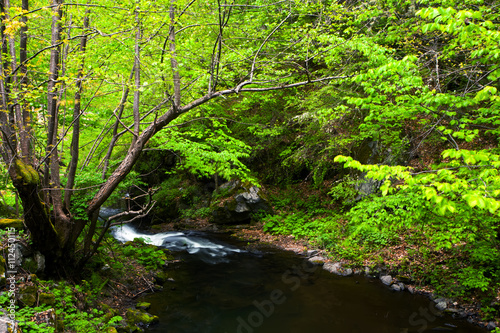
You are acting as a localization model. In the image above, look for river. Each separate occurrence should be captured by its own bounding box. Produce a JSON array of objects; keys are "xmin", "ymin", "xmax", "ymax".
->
[{"xmin": 112, "ymin": 225, "xmax": 487, "ymax": 333}]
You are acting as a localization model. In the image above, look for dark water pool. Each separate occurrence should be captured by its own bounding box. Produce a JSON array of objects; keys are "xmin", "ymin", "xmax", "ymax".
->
[{"xmin": 113, "ymin": 225, "xmax": 487, "ymax": 333}]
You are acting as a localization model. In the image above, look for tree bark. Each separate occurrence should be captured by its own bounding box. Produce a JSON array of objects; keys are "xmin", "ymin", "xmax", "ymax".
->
[
  {"xmin": 44, "ymin": 0, "xmax": 67, "ymax": 221},
  {"xmin": 101, "ymin": 68, "xmax": 134, "ymax": 179},
  {"xmin": 169, "ymin": 2, "xmax": 181, "ymax": 108},
  {"xmin": 64, "ymin": 11, "xmax": 89, "ymax": 212},
  {"xmin": 133, "ymin": 5, "xmax": 141, "ymax": 144}
]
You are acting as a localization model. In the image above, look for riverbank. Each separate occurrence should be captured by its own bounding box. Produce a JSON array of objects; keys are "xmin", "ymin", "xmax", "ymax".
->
[
  {"xmin": 147, "ymin": 217, "xmax": 498, "ymax": 332},
  {"xmin": 227, "ymin": 222, "xmax": 499, "ymax": 332},
  {"xmin": 0, "ymin": 228, "xmax": 174, "ymax": 332},
  {"xmin": 1, "ymin": 216, "xmax": 498, "ymax": 332}
]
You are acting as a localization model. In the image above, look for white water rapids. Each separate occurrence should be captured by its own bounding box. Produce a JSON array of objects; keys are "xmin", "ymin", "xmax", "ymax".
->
[{"xmin": 112, "ymin": 224, "xmax": 244, "ymax": 264}]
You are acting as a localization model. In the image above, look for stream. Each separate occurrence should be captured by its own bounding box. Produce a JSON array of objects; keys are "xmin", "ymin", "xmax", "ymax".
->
[{"xmin": 112, "ymin": 225, "xmax": 487, "ymax": 333}]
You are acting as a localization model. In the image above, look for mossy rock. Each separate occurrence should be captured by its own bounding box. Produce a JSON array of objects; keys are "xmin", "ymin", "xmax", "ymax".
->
[
  {"xmin": 125, "ymin": 308, "xmax": 159, "ymax": 327},
  {"xmin": 22, "ymin": 258, "xmax": 37, "ymax": 273},
  {"xmin": 39, "ymin": 292, "xmax": 55, "ymax": 306},
  {"xmin": 136, "ymin": 302, "xmax": 151, "ymax": 310},
  {"xmin": 154, "ymin": 271, "xmax": 169, "ymax": 284},
  {"xmin": 18, "ymin": 285, "xmax": 37, "ymax": 307},
  {"xmin": 0, "ymin": 219, "xmax": 23, "ymax": 229},
  {"xmin": 104, "ymin": 328, "xmax": 118, "ymax": 333}
]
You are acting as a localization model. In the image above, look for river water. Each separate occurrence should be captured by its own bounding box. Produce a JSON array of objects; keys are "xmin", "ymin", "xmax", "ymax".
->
[{"xmin": 112, "ymin": 225, "xmax": 487, "ymax": 333}]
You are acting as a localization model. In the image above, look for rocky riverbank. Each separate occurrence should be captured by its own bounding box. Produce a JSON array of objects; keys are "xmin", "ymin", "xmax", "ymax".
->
[{"xmin": 224, "ymin": 222, "xmax": 499, "ymax": 332}]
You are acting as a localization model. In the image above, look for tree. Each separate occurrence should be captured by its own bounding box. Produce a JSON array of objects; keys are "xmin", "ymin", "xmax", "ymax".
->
[{"xmin": 0, "ymin": 0, "xmax": 349, "ymax": 274}]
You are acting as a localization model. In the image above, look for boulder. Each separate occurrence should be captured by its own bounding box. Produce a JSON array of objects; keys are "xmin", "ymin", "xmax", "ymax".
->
[
  {"xmin": 125, "ymin": 308, "xmax": 159, "ymax": 329},
  {"xmin": 380, "ymin": 275, "xmax": 393, "ymax": 286},
  {"xmin": 308, "ymin": 256, "xmax": 327, "ymax": 265},
  {"xmin": 323, "ymin": 262, "xmax": 353, "ymax": 277},
  {"xmin": 39, "ymin": 292, "xmax": 56, "ymax": 306},
  {"xmin": 0, "ymin": 309, "xmax": 21, "ymax": 333},
  {"xmin": 435, "ymin": 301, "xmax": 447, "ymax": 311},
  {"xmin": 18, "ymin": 284, "xmax": 37, "ymax": 307},
  {"xmin": 211, "ymin": 181, "xmax": 272, "ymax": 224}
]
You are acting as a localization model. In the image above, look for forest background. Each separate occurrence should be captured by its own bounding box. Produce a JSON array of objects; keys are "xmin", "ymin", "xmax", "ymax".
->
[{"xmin": 0, "ymin": 0, "xmax": 500, "ymax": 329}]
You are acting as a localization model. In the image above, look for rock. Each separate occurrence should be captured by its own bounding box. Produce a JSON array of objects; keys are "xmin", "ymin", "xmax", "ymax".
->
[
  {"xmin": 21, "ymin": 251, "xmax": 45, "ymax": 273},
  {"xmin": 154, "ymin": 271, "xmax": 169, "ymax": 284},
  {"xmin": 14, "ymin": 243, "xmax": 31, "ymax": 267},
  {"xmin": 407, "ymin": 286, "xmax": 416, "ymax": 294},
  {"xmin": 0, "ymin": 219, "xmax": 23, "ymax": 229},
  {"xmin": 211, "ymin": 181, "xmax": 272, "ymax": 224},
  {"xmin": 18, "ymin": 284, "xmax": 37, "ymax": 307},
  {"xmin": 306, "ymin": 250, "xmax": 318, "ymax": 257},
  {"xmin": 380, "ymin": 275, "xmax": 393, "ymax": 286},
  {"xmin": 435, "ymin": 301, "xmax": 447, "ymax": 311},
  {"xmin": 323, "ymin": 262, "xmax": 353, "ymax": 276},
  {"xmin": 22, "ymin": 258, "xmax": 37, "ymax": 272},
  {"xmin": 308, "ymin": 256, "xmax": 326, "ymax": 265},
  {"xmin": 396, "ymin": 275, "xmax": 412, "ymax": 283},
  {"xmin": 353, "ymin": 268, "xmax": 364, "ymax": 275},
  {"xmin": 323, "ymin": 262, "xmax": 342, "ymax": 275},
  {"xmin": 391, "ymin": 284, "xmax": 402, "ymax": 292},
  {"xmin": 0, "ymin": 309, "xmax": 21, "ymax": 333},
  {"xmin": 136, "ymin": 302, "xmax": 151, "ymax": 310},
  {"xmin": 105, "ymin": 328, "xmax": 119, "ymax": 333},
  {"xmin": 433, "ymin": 297, "xmax": 448, "ymax": 304},
  {"xmin": 391, "ymin": 283, "xmax": 404, "ymax": 292},
  {"xmin": 31, "ymin": 308, "xmax": 58, "ymax": 330},
  {"xmin": 125, "ymin": 308, "xmax": 159, "ymax": 327},
  {"xmin": 486, "ymin": 321, "xmax": 497, "ymax": 330},
  {"xmin": 39, "ymin": 292, "xmax": 55, "ymax": 306}
]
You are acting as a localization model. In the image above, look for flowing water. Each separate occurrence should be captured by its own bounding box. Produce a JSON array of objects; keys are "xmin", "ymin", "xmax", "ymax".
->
[{"xmin": 112, "ymin": 225, "xmax": 487, "ymax": 333}]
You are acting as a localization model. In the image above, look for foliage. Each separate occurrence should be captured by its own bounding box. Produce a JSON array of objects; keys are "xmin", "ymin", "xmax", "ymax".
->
[
  {"xmin": 122, "ymin": 241, "xmax": 168, "ymax": 270},
  {"xmin": 0, "ymin": 282, "xmax": 123, "ymax": 332}
]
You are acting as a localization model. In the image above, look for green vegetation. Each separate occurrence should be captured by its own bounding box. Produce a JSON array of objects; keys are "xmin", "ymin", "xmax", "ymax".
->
[
  {"xmin": 0, "ymin": 0, "xmax": 500, "ymax": 328},
  {"xmin": 0, "ymin": 230, "xmax": 170, "ymax": 331}
]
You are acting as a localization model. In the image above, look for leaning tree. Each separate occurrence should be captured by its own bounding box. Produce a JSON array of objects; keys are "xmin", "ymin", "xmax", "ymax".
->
[{"xmin": 0, "ymin": 0, "xmax": 350, "ymax": 273}]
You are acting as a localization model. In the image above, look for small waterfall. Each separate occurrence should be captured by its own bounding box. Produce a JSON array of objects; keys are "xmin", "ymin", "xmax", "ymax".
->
[{"xmin": 111, "ymin": 224, "xmax": 243, "ymax": 264}]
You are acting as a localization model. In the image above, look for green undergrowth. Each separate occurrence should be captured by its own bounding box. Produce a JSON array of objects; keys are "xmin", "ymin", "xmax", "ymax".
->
[
  {"xmin": 261, "ymin": 181, "xmax": 500, "ymax": 322},
  {"xmin": 0, "ymin": 231, "xmax": 171, "ymax": 332}
]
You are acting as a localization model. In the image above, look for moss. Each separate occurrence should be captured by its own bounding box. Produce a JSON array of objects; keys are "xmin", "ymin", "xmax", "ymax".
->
[
  {"xmin": 22, "ymin": 258, "xmax": 38, "ymax": 273},
  {"xmin": 104, "ymin": 328, "xmax": 118, "ymax": 333},
  {"xmin": 39, "ymin": 292, "xmax": 55, "ymax": 306},
  {"xmin": 136, "ymin": 302, "xmax": 151, "ymax": 310},
  {"xmin": 154, "ymin": 271, "xmax": 169, "ymax": 284},
  {"xmin": 0, "ymin": 219, "xmax": 23, "ymax": 229},
  {"xmin": 125, "ymin": 308, "xmax": 159, "ymax": 326},
  {"xmin": 14, "ymin": 159, "xmax": 39, "ymax": 185},
  {"xmin": 18, "ymin": 285, "xmax": 37, "ymax": 307}
]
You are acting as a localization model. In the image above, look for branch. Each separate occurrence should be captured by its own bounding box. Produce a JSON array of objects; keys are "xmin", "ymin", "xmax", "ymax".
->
[
  {"xmin": 220, "ymin": 0, "xmax": 288, "ymax": 8},
  {"xmin": 38, "ymin": 79, "xmax": 105, "ymax": 168},
  {"xmin": 248, "ymin": 13, "xmax": 291, "ymax": 84}
]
